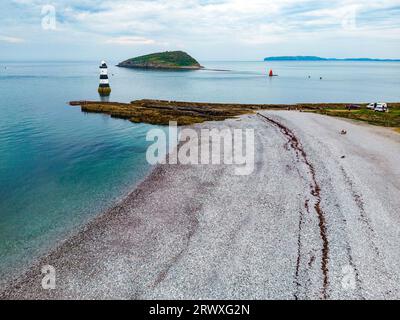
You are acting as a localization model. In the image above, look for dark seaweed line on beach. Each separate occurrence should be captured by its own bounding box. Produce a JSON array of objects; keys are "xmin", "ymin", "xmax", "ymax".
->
[{"xmin": 257, "ymin": 113, "xmax": 330, "ymax": 299}]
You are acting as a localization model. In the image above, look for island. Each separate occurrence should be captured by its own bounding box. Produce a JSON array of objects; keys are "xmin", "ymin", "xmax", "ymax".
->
[
  {"xmin": 117, "ymin": 51, "xmax": 203, "ymax": 70},
  {"xmin": 264, "ymin": 56, "xmax": 400, "ymax": 62}
]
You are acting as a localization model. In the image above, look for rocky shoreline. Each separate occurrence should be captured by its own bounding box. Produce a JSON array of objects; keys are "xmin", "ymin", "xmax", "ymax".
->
[
  {"xmin": 117, "ymin": 63, "xmax": 203, "ymax": 70},
  {"xmin": 69, "ymin": 99, "xmax": 400, "ymax": 128}
]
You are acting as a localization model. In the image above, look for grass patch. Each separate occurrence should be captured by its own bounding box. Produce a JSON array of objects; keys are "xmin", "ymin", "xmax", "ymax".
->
[{"xmin": 315, "ymin": 108, "xmax": 400, "ymax": 128}]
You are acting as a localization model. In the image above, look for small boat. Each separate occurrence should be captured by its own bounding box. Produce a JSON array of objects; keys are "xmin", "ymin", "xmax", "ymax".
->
[{"xmin": 268, "ymin": 69, "xmax": 278, "ymax": 77}]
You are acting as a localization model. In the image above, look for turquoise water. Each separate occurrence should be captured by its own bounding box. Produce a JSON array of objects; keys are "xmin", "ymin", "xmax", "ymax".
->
[{"xmin": 0, "ymin": 60, "xmax": 399, "ymax": 280}]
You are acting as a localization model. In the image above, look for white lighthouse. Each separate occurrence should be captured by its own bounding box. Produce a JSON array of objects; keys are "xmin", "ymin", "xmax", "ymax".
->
[{"xmin": 98, "ymin": 60, "xmax": 111, "ymax": 96}]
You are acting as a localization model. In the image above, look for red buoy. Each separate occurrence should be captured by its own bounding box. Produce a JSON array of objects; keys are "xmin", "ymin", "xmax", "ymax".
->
[{"xmin": 269, "ymin": 69, "xmax": 274, "ymax": 77}]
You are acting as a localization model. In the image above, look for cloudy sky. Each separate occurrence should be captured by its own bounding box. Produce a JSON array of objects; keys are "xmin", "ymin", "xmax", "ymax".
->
[{"xmin": 1, "ymin": 0, "xmax": 400, "ymax": 61}]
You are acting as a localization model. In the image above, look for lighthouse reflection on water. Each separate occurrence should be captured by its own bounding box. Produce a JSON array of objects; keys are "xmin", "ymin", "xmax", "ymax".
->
[{"xmin": 98, "ymin": 60, "xmax": 111, "ymax": 102}]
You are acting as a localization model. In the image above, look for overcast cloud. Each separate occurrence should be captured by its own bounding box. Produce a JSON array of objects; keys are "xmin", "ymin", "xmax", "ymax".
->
[{"xmin": 1, "ymin": 0, "xmax": 400, "ymax": 60}]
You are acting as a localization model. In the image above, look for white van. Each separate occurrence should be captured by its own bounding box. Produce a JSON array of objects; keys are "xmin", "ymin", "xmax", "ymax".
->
[
  {"xmin": 367, "ymin": 102, "xmax": 388, "ymax": 112},
  {"xmin": 374, "ymin": 103, "xmax": 388, "ymax": 112}
]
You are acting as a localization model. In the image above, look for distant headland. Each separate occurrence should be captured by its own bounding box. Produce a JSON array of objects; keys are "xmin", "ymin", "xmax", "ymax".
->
[
  {"xmin": 117, "ymin": 51, "xmax": 203, "ymax": 70},
  {"xmin": 264, "ymin": 56, "xmax": 400, "ymax": 62}
]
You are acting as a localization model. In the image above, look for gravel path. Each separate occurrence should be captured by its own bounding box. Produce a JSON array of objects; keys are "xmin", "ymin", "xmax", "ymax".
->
[{"xmin": 1, "ymin": 111, "xmax": 399, "ymax": 300}]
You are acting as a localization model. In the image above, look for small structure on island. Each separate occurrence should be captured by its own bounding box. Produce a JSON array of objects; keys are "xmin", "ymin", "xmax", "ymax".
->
[{"xmin": 98, "ymin": 60, "xmax": 111, "ymax": 96}]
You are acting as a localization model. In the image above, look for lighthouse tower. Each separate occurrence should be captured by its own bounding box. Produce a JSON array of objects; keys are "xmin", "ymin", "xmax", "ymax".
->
[{"xmin": 98, "ymin": 60, "xmax": 111, "ymax": 96}]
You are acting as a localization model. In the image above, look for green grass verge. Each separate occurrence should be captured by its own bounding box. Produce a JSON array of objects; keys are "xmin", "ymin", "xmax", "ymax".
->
[{"xmin": 314, "ymin": 108, "xmax": 400, "ymax": 128}]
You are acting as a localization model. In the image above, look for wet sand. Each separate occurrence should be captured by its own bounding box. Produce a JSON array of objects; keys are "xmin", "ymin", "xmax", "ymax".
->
[{"xmin": 1, "ymin": 111, "xmax": 400, "ymax": 300}]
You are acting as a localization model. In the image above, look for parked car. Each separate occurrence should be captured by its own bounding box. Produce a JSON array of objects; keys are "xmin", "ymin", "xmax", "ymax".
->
[
  {"xmin": 346, "ymin": 104, "xmax": 361, "ymax": 110},
  {"xmin": 367, "ymin": 102, "xmax": 388, "ymax": 112}
]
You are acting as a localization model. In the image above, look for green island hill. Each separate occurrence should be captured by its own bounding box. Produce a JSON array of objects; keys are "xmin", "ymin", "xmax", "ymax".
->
[{"xmin": 117, "ymin": 51, "xmax": 203, "ymax": 70}]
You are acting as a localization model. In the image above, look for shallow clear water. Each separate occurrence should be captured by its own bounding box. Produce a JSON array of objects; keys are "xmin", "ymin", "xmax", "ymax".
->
[{"xmin": 0, "ymin": 60, "xmax": 399, "ymax": 279}]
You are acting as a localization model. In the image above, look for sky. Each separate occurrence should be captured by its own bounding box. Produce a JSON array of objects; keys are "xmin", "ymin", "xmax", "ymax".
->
[{"xmin": 1, "ymin": 0, "xmax": 400, "ymax": 61}]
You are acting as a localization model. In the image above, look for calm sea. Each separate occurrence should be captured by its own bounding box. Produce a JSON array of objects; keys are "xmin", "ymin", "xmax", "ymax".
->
[{"xmin": 0, "ymin": 60, "xmax": 399, "ymax": 281}]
